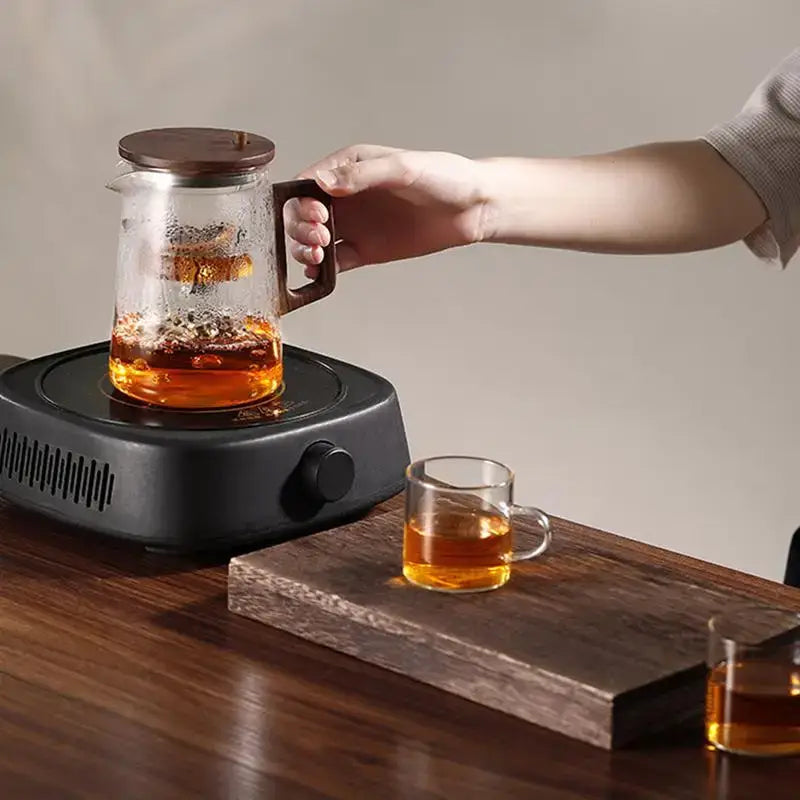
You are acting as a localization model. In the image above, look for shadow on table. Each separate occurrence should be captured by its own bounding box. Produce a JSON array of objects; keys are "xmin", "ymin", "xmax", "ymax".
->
[
  {"xmin": 0, "ymin": 497, "xmax": 375, "ymax": 581},
  {"xmin": 0, "ymin": 500, "xmax": 225, "ymax": 579}
]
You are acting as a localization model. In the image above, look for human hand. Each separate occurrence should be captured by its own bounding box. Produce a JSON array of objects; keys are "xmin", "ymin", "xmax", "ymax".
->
[{"xmin": 284, "ymin": 144, "xmax": 486, "ymax": 277}]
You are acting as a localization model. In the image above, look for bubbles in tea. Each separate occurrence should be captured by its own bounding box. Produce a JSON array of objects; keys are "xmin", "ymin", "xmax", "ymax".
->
[{"xmin": 109, "ymin": 310, "xmax": 281, "ymax": 409}]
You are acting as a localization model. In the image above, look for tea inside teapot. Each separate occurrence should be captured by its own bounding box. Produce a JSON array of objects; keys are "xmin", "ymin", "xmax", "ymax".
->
[{"xmin": 109, "ymin": 309, "xmax": 282, "ymax": 410}]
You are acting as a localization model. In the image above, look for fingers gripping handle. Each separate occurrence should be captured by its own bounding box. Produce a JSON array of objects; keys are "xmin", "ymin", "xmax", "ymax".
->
[{"xmin": 273, "ymin": 178, "xmax": 336, "ymax": 314}]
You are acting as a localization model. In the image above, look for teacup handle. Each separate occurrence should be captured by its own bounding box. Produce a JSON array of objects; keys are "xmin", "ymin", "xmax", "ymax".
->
[
  {"xmin": 273, "ymin": 178, "xmax": 337, "ymax": 314},
  {"xmin": 501, "ymin": 504, "xmax": 552, "ymax": 562}
]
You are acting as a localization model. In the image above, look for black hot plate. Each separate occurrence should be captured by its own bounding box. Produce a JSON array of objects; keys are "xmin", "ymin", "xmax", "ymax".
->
[{"xmin": 0, "ymin": 342, "xmax": 409, "ymax": 552}]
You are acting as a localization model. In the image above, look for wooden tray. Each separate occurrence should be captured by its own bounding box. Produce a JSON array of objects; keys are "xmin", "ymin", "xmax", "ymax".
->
[{"xmin": 228, "ymin": 506, "xmax": 799, "ymax": 749}]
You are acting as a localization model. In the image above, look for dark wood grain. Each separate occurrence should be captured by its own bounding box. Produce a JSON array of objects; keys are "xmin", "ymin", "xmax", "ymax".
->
[
  {"xmin": 229, "ymin": 507, "xmax": 800, "ymax": 749},
  {"xmin": 2, "ymin": 494, "xmax": 800, "ymax": 798}
]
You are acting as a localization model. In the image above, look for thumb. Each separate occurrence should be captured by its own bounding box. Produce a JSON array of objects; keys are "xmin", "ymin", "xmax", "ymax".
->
[{"xmin": 315, "ymin": 154, "xmax": 414, "ymax": 197}]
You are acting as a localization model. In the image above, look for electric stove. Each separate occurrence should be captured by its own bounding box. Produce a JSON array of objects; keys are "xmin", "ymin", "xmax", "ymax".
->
[{"xmin": 0, "ymin": 342, "xmax": 409, "ymax": 552}]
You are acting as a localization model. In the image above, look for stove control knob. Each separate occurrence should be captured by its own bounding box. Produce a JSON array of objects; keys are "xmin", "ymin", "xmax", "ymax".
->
[{"xmin": 300, "ymin": 441, "xmax": 355, "ymax": 503}]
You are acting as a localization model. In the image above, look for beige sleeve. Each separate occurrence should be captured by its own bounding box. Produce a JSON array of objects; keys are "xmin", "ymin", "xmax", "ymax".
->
[{"xmin": 701, "ymin": 48, "xmax": 800, "ymax": 268}]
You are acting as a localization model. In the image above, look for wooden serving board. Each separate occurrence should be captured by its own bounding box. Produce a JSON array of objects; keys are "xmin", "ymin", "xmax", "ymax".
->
[{"xmin": 228, "ymin": 505, "xmax": 800, "ymax": 749}]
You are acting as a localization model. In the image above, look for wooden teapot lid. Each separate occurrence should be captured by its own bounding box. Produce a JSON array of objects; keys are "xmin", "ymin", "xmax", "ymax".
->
[{"xmin": 118, "ymin": 127, "xmax": 275, "ymax": 174}]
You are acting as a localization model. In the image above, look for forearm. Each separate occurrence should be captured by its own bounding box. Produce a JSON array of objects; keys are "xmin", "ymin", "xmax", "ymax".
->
[{"xmin": 475, "ymin": 140, "xmax": 766, "ymax": 255}]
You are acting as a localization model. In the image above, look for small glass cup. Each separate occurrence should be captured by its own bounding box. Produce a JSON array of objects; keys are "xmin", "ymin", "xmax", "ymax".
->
[
  {"xmin": 403, "ymin": 456, "xmax": 552, "ymax": 593},
  {"xmin": 706, "ymin": 605, "xmax": 800, "ymax": 757}
]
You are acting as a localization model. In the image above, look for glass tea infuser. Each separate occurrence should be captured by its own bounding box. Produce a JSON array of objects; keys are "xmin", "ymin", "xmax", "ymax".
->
[{"xmin": 106, "ymin": 127, "xmax": 336, "ymax": 409}]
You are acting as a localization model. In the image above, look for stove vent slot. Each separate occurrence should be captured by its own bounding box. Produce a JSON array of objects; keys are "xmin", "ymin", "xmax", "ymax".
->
[{"xmin": 0, "ymin": 427, "xmax": 114, "ymax": 510}]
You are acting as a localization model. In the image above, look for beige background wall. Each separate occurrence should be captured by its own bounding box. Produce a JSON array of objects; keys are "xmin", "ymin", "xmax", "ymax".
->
[{"xmin": 1, "ymin": 0, "xmax": 799, "ymax": 579}]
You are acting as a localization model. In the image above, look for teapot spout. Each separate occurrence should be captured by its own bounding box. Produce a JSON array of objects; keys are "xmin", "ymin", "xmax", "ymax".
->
[{"xmin": 105, "ymin": 162, "xmax": 139, "ymax": 193}]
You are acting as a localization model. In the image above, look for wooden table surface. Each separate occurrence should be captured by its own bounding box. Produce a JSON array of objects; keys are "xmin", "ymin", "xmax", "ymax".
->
[{"xmin": 2, "ymin": 490, "xmax": 800, "ymax": 800}]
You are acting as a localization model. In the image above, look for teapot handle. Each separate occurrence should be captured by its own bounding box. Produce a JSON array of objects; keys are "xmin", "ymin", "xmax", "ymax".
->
[{"xmin": 273, "ymin": 179, "xmax": 337, "ymax": 314}]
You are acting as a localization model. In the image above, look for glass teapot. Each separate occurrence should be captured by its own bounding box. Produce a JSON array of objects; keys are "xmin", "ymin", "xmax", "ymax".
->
[{"xmin": 106, "ymin": 127, "xmax": 335, "ymax": 409}]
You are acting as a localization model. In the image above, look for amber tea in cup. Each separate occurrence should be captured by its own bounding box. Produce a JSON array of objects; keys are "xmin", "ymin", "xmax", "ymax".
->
[
  {"xmin": 706, "ymin": 606, "xmax": 800, "ymax": 757},
  {"xmin": 403, "ymin": 456, "xmax": 552, "ymax": 593}
]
